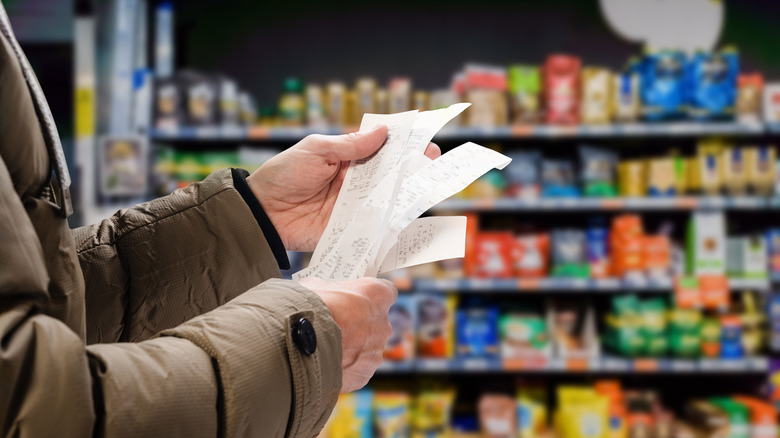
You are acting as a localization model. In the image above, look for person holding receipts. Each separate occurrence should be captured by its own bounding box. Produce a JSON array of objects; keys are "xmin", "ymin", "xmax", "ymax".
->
[{"xmin": 0, "ymin": 1, "xmax": 441, "ymax": 432}]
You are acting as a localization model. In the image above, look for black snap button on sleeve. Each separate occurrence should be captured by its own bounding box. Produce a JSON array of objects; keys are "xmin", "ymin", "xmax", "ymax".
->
[{"xmin": 293, "ymin": 317, "xmax": 317, "ymax": 356}]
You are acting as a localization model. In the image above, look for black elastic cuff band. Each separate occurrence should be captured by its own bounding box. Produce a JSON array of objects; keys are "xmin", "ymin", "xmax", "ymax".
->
[{"xmin": 231, "ymin": 168, "xmax": 290, "ymax": 270}]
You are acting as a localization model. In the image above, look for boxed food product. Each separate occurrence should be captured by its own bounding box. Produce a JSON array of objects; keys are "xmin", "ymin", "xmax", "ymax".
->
[
  {"xmin": 737, "ymin": 74, "xmax": 763, "ymax": 123},
  {"xmin": 604, "ymin": 295, "xmax": 646, "ymax": 357},
  {"xmin": 548, "ymin": 299, "xmax": 599, "ymax": 359},
  {"xmin": 701, "ymin": 317, "xmax": 721, "ymax": 358},
  {"xmin": 668, "ymin": 308, "xmax": 702, "ymax": 358},
  {"xmin": 385, "ymin": 295, "xmax": 417, "ymax": 361},
  {"xmin": 613, "ymin": 70, "xmax": 641, "ymax": 122},
  {"xmin": 765, "ymin": 229, "xmax": 780, "ymax": 274},
  {"xmin": 542, "ymin": 160, "xmax": 579, "ymax": 197},
  {"xmin": 508, "ymin": 65, "xmax": 541, "ymax": 123},
  {"xmin": 687, "ymin": 50, "xmax": 739, "ymax": 121},
  {"xmin": 456, "ymin": 301, "xmax": 500, "ymax": 358},
  {"xmin": 640, "ymin": 298, "xmax": 668, "ymax": 356},
  {"xmin": 505, "ymin": 151, "xmax": 542, "ymax": 199},
  {"xmin": 618, "ymin": 160, "xmax": 647, "ymax": 197},
  {"xmin": 479, "ymin": 394, "xmax": 517, "ymax": 438},
  {"xmin": 697, "ymin": 142, "xmax": 725, "ymax": 195},
  {"xmin": 465, "ymin": 64, "xmax": 509, "ymax": 127},
  {"xmin": 154, "ymin": 77, "xmax": 180, "ymax": 129},
  {"xmin": 513, "ymin": 233, "xmax": 550, "ymax": 278},
  {"xmin": 417, "ymin": 294, "xmax": 457, "ymax": 358},
  {"xmin": 643, "ymin": 235, "xmax": 671, "ymax": 280},
  {"xmin": 762, "ymin": 83, "xmax": 780, "ymax": 123},
  {"xmin": 551, "ymin": 230, "xmax": 589, "ymax": 278},
  {"xmin": 595, "ymin": 381, "xmax": 627, "ymax": 438},
  {"xmin": 474, "ymin": 233, "xmax": 515, "ymax": 278},
  {"xmin": 720, "ymin": 315, "xmax": 744, "ymax": 359},
  {"xmin": 745, "ymin": 146, "xmax": 777, "ymax": 196},
  {"xmin": 586, "ymin": 226, "xmax": 610, "ymax": 278},
  {"xmin": 543, "ymin": 55, "xmax": 581, "ymax": 125},
  {"xmin": 639, "ymin": 51, "xmax": 687, "ymax": 121},
  {"xmin": 610, "ymin": 215, "xmax": 645, "ymax": 278},
  {"xmin": 726, "ymin": 236, "xmax": 768, "ymax": 279},
  {"xmin": 581, "ymin": 67, "xmax": 613, "ymax": 124},
  {"xmin": 647, "ymin": 158, "xmax": 677, "ymax": 196},
  {"xmin": 499, "ymin": 306, "xmax": 550, "ymax": 360},
  {"xmin": 375, "ymin": 392, "xmax": 412, "ymax": 438},
  {"xmin": 580, "ymin": 146, "xmax": 618, "ymax": 197},
  {"xmin": 739, "ymin": 293, "xmax": 765, "ymax": 356},
  {"xmin": 686, "ymin": 212, "xmax": 726, "ymax": 275}
]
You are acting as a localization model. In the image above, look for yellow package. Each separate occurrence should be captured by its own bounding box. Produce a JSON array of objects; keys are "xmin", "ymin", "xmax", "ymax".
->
[
  {"xmin": 618, "ymin": 160, "xmax": 646, "ymax": 197},
  {"xmin": 745, "ymin": 146, "xmax": 777, "ymax": 196},
  {"xmin": 355, "ymin": 78, "xmax": 377, "ymax": 116},
  {"xmin": 673, "ymin": 157, "xmax": 688, "ymax": 195},
  {"xmin": 321, "ymin": 391, "xmax": 374, "ymax": 438},
  {"xmin": 375, "ymin": 392, "xmax": 412, "ymax": 438},
  {"xmin": 697, "ymin": 143, "xmax": 725, "ymax": 195},
  {"xmin": 647, "ymin": 158, "xmax": 676, "ymax": 196},
  {"xmin": 581, "ymin": 68, "xmax": 613, "ymax": 124},
  {"xmin": 556, "ymin": 387, "xmax": 609, "ymax": 438},
  {"xmin": 517, "ymin": 385, "xmax": 548, "ymax": 438},
  {"xmin": 413, "ymin": 389, "xmax": 456, "ymax": 438},
  {"xmin": 721, "ymin": 148, "xmax": 749, "ymax": 195}
]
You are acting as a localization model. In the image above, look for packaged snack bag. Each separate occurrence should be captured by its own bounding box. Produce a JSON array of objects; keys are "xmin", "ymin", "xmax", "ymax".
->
[
  {"xmin": 375, "ymin": 392, "xmax": 412, "ymax": 438},
  {"xmin": 720, "ymin": 315, "xmax": 744, "ymax": 359},
  {"xmin": 700, "ymin": 317, "xmax": 722, "ymax": 358},
  {"xmin": 499, "ymin": 307, "xmax": 549, "ymax": 359},
  {"xmin": 556, "ymin": 386, "xmax": 609, "ymax": 438},
  {"xmin": 413, "ymin": 389, "xmax": 456, "ymax": 438},
  {"xmin": 687, "ymin": 49, "xmax": 739, "ymax": 121},
  {"xmin": 647, "ymin": 158, "xmax": 677, "ymax": 197},
  {"xmin": 417, "ymin": 295, "xmax": 457, "ymax": 358},
  {"xmin": 506, "ymin": 151, "xmax": 542, "ymax": 199},
  {"xmin": 595, "ymin": 381, "xmax": 628, "ymax": 438},
  {"xmin": 542, "ymin": 160, "xmax": 579, "ymax": 197},
  {"xmin": 323, "ymin": 391, "xmax": 374, "ymax": 438},
  {"xmin": 479, "ymin": 394, "xmax": 517, "ymax": 438},
  {"xmin": 581, "ymin": 67, "xmax": 613, "ymax": 124},
  {"xmin": 384, "ymin": 295, "xmax": 417, "ymax": 361},
  {"xmin": 551, "ymin": 230, "xmax": 589, "ymax": 278},
  {"xmin": 640, "ymin": 298, "xmax": 668, "ymax": 356},
  {"xmin": 586, "ymin": 226, "xmax": 610, "ymax": 279},
  {"xmin": 730, "ymin": 397, "xmax": 777, "ymax": 438},
  {"xmin": 737, "ymin": 74, "xmax": 763, "ymax": 123},
  {"xmin": 618, "ymin": 161, "xmax": 647, "ymax": 197},
  {"xmin": 639, "ymin": 51, "xmax": 687, "ymax": 121},
  {"xmin": 580, "ymin": 146, "xmax": 618, "ymax": 197},
  {"xmin": 543, "ymin": 55, "xmax": 581, "ymax": 125},
  {"xmin": 517, "ymin": 384, "xmax": 549, "ymax": 438},
  {"xmin": 722, "ymin": 148, "xmax": 749, "ymax": 196},
  {"xmin": 745, "ymin": 146, "xmax": 777, "ymax": 196},
  {"xmin": 509, "ymin": 65, "xmax": 541, "ymax": 123}
]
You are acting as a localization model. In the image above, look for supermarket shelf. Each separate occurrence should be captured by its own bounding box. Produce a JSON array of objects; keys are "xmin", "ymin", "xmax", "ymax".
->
[
  {"xmin": 411, "ymin": 277, "xmax": 769, "ymax": 292},
  {"xmin": 149, "ymin": 121, "xmax": 767, "ymax": 142},
  {"xmin": 376, "ymin": 356, "xmax": 769, "ymax": 374},
  {"xmin": 432, "ymin": 197, "xmax": 780, "ymax": 212}
]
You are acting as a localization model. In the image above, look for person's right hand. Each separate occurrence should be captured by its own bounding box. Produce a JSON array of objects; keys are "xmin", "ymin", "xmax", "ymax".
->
[{"xmin": 298, "ymin": 277, "xmax": 396, "ymax": 393}]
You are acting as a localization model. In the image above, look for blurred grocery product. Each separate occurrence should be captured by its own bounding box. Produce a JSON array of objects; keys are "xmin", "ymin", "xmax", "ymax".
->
[{"xmin": 543, "ymin": 55, "xmax": 581, "ymax": 125}]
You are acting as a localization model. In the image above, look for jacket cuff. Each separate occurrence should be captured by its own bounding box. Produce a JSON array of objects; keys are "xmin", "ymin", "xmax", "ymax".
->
[
  {"xmin": 158, "ymin": 278, "xmax": 342, "ymax": 437},
  {"xmin": 231, "ymin": 168, "xmax": 290, "ymax": 270}
]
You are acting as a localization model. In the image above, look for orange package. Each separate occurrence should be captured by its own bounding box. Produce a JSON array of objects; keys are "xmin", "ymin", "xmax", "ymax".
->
[
  {"xmin": 513, "ymin": 233, "xmax": 550, "ymax": 278},
  {"xmin": 610, "ymin": 215, "xmax": 645, "ymax": 276},
  {"xmin": 643, "ymin": 235, "xmax": 671, "ymax": 275},
  {"xmin": 732, "ymin": 397, "xmax": 777, "ymax": 438},
  {"xmin": 473, "ymin": 232, "xmax": 515, "ymax": 278}
]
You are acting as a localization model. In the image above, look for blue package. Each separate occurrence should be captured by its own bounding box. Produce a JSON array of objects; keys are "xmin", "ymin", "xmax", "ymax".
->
[
  {"xmin": 639, "ymin": 51, "xmax": 687, "ymax": 121},
  {"xmin": 720, "ymin": 318, "xmax": 744, "ymax": 359},
  {"xmin": 541, "ymin": 159, "xmax": 579, "ymax": 198},
  {"xmin": 385, "ymin": 295, "xmax": 417, "ymax": 361},
  {"xmin": 456, "ymin": 305, "xmax": 499, "ymax": 358},
  {"xmin": 586, "ymin": 227, "xmax": 609, "ymax": 271},
  {"xmin": 687, "ymin": 49, "xmax": 739, "ymax": 120}
]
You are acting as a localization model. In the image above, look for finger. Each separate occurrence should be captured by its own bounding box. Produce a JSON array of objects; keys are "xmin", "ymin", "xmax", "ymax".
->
[
  {"xmin": 314, "ymin": 124, "xmax": 388, "ymax": 162},
  {"xmin": 423, "ymin": 142, "xmax": 441, "ymax": 160},
  {"xmin": 375, "ymin": 278, "xmax": 398, "ymax": 307}
]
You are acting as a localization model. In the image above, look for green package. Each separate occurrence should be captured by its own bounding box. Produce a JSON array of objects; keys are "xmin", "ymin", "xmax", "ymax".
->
[
  {"xmin": 499, "ymin": 312, "xmax": 548, "ymax": 352},
  {"xmin": 668, "ymin": 308, "xmax": 702, "ymax": 357},
  {"xmin": 709, "ymin": 398, "xmax": 749, "ymax": 438},
  {"xmin": 508, "ymin": 65, "xmax": 541, "ymax": 123}
]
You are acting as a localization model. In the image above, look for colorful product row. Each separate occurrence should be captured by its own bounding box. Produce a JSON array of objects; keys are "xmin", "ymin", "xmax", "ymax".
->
[{"xmin": 319, "ymin": 382, "xmax": 777, "ymax": 438}]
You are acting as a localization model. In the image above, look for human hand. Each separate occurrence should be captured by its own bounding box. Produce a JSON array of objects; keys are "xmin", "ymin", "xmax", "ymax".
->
[
  {"xmin": 298, "ymin": 276, "xmax": 397, "ymax": 393},
  {"xmin": 246, "ymin": 126, "xmax": 441, "ymax": 251}
]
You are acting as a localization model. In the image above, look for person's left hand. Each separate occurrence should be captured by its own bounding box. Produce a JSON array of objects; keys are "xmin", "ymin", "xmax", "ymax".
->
[{"xmin": 246, "ymin": 125, "xmax": 441, "ymax": 251}]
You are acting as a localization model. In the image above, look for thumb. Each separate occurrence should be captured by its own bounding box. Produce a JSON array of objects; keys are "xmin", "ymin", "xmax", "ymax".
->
[{"xmin": 316, "ymin": 124, "xmax": 388, "ymax": 162}]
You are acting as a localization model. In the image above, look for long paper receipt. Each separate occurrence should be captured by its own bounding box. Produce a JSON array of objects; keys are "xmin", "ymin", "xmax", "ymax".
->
[{"xmin": 293, "ymin": 103, "xmax": 511, "ymax": 281}]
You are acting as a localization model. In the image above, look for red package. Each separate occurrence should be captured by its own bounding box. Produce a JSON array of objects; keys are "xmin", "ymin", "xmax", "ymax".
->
[
  {"xmin": 473, "ymin": 232, "xmax": 515, "ymax": 278},
  {"xmin": 512, "ymin": 233, "xmax": 550, "ymax": 278},
  {"xmin": 543, "ymin": 55, "xmax": 581, "ymax": 125}
]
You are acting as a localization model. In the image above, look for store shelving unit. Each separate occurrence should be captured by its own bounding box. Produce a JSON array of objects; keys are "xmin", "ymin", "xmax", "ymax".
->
[{"xmin": 432, "ymin": 196, "xmax": 780, "ymax": 212}]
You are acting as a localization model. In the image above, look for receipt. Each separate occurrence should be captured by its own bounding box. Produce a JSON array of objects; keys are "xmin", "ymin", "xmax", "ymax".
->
[
  {"xmin": 295, "ymin": 104, "xmax": 510, "ymax": 281},
  {"xmin": 378, "ymin": 216, "xmax": 467, "ymax": 274}
]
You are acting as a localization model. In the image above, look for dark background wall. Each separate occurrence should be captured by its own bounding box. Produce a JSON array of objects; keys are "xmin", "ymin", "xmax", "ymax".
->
[{"xmin": 167, "ymin": 0, "xmax": 780, "ymax": 108}]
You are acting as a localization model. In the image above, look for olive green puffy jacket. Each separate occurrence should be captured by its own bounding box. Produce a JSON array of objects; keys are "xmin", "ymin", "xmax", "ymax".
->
[{"xmin": 0, "ymin": 4, "xmax": 341, "ymax": 437}]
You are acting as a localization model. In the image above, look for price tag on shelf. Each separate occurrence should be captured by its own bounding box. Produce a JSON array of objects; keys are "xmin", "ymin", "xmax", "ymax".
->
[
  {"xmin": 462, "ymin": 358, "xmax": 490, "ymax": 371},
  {"xmin": 699, "ymin": 275, "xmax": 729, "ymax": 310},
  {"xmin": 600, "ymin": 199, "xmax": 624, "ymax": 209},
  {"xmin": 247, "ymin": 126, "xmax": 270, "ymax": 139},
  {"xmin": 510, "ymin": 125, "xmax": 534, "ymax": 137},
  {"xmin": 633, "ymin": 359, "xmax": 660, "ymax": 372},
  {"xmin": 602, "ymin": 358, "xmax": 631, "ymax": 371},
  {"xmin": 669, "ymin": 360, "xmax": 697, "ymax": 372},
  {"xmin": 473, "ymin": 199, "xmax": 495, "ymax": 209},
  {"xmin": 469, "ymin": 278, "xmax": 493, "ymax": 290},
  {"xmin": 517, "ymin": 279, "xmax": 541, "ymax": 291},
  {"xmin": 419, "ymin": 359, "xmax": 449, "ymax": 372},
  {"xmin": 566, "ymin": 358, "xmax": 589, "ymax": 371},
  {"xmin": 674, "ymin": 276, "xmax": 701, "ymax": 309},
  {"xmin": 674, "ymin": 198, "xmax": 698, "ymax": 209}
]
